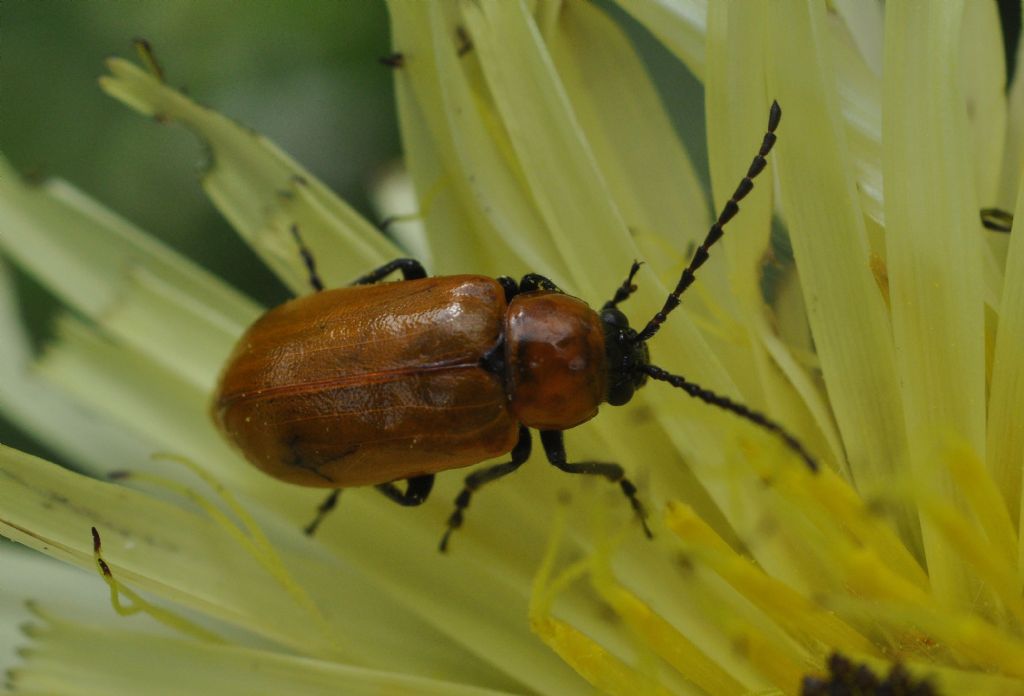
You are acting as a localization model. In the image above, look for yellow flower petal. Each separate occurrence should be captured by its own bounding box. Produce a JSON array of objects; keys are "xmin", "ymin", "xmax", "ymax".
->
[
  {"xmin": 543, "ymin": 0, "xmax": 708, "ymax": 287},
  {"xmin": 386, "ymin": 1, "xmax": 560, "ymax": 276},
  {"xmin": 765, "ymin": 0, "xmax": 918, "ymax": 549}
]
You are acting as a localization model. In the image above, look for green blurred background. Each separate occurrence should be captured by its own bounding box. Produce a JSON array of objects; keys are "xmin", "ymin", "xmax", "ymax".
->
[{"xmin": 2, "ymin": 1, "xmax": 399, "ymax": 306}]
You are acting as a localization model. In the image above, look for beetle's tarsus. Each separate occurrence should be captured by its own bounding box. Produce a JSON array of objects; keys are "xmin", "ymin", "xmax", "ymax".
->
[{"xmin": 304, "ymin": 489, "xmax": 341, "ymax": 536}]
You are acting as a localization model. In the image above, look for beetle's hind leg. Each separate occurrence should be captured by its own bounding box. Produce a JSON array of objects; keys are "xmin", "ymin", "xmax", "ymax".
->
[
  {"xmin": 352, "ymin": 258, "xmax": 427, "ymax": 285},
  {"xmin": 540, "ymin": 430, "xmax": 652, "ymax": 538},
  {"xmin": 304, "ymin": 489, "xmax": 341, "ymax": 536},
  {"xmin": 289, "ymin": 225, "xmax": 325, "ymax": 292},
  {"xmin": 440, "ymin": 426, "xmax": 531, "ymax": 553},
  {"xmin": 377, "ymin": 473, "xmax": 435, "ymax": 506}
]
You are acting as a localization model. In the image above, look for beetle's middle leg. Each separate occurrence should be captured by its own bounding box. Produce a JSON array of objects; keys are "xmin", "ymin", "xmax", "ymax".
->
[
  {"xmin": 440, "ymin": 425, "xmax": 531, "ymax": 553},
  {"xmin": 376, "ymin": 473, "xmax": 435, "ymax": 506},
  {"xmin": 540, "ymin": 430, "xmax": 652, "ymax": 538},
  {"xmin": 304, "ymin": 489, "xmax": 341, "ymax": 536},
  {"xmin": 352, "ymin": 258, "xmax": 427, "ymax": 285}
]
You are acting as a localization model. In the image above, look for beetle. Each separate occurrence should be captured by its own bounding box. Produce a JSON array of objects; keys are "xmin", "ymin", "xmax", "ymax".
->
[{"xmin": 212, "ymin": 101, "xmax": 818, "ymax": 551}]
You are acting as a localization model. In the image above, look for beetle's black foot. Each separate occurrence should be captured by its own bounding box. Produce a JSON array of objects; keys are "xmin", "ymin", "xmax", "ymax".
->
[
  {"xmin": 540, "ymin": 430, "xmax": 653, "ymax": 540},
  {"xmin": 304, "ymin": 489, "xmax": 341, "ymax": 536},
  {"xmin": 620, "ymin": 478, "xmax": 653, "ymax": 538},
  {"xmin": 439, "ymin": 489, "xmax": 471, "ymax": 553},
  {"xmin": 439, "ymin": 426, "xmax": 531, "ymax": 554}
]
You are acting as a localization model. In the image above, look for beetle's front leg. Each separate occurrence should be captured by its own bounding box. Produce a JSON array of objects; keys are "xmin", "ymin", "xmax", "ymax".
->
[{"xmin": 540, "ymin": 430, "xmax": 652, "ymax": 538}]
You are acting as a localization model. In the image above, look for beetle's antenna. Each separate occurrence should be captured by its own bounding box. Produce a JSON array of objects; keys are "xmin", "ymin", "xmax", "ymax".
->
[
  {"xmin": 641, "ymin": 363, "xmax": 818, "ymax": 472},
  {"xmin": 636, "ymin": 101, "xmax": 781, "ymax": 343}
]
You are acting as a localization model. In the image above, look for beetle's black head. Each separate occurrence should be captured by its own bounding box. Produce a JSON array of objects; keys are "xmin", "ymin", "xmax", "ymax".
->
[{"xmin": 601, "ymin": 306, "xmax": 649, "ymax": 406}]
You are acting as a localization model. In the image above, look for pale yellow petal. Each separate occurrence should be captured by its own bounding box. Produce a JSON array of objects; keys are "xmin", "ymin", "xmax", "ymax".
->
[
  {"xmin": 0, "ymin": 446, "xmax": 342, "ymax": 659},
  {"xmin": 833, "ymin": 0, "xmax": 885, "ymax": 76},
  {"xmin": 988, "ymin": 165, "xmax": 1024, "ymax": 551},
  {"xmin": 883, "ymin": 0, "xmax": 987, "ymax": 607},
  {"xmin": 100, "ymin": 57, "xmax": 398, "ymax": 292},
  {"xmin": 0, "ymin": 261, "xmax": 154, "ymax": 476},
  {"xmin": 959, "ymin": 1, "xmax": 1006, "ymax": 209},
  {"xmin": 0, "ymin": 157, "xmax": 255, "ymax": 390},
  {"xmin": 12, "ymin": 611, "xmax": 516, "ymax": 696},
  {"xmin": 543, "ymin": 0, "xmax": 708, "ymax": 287},
  {"xmin": 386, "ymin": 1, "xmax": 560, "ymax": 277},
  {"xmin": 461, "ymin": 0, "xmax": 633, "ymax": 299},
  {"xmin": 0, "ymin": 445, "xmax": 525, "ymax": 687},
  {"xmin": 613, "ymin": 0, "xmax": 707, "ymax": 81},
  {"xmin": 765, "ymin": 2, "xmax": 920, "ymax": 553},
  {"xmin": 998, "ymin": 33, "xmax": 1024, "ymax": 208},
  {"xmin": 36, "ymin": 315, "xmax": 240, "ymax": 477}
]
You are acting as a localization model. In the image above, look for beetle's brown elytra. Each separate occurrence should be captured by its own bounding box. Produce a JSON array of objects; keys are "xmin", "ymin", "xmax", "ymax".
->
[
  {"xmin": 213, "ymin": 275, "xmax": 518, "ymax": 488},
  {"xmin": 213, "ymin": 101, "xmax": 820, "ymax": 552}
]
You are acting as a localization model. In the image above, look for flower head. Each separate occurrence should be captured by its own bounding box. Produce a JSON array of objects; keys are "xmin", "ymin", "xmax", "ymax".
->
[{"xmin": 1, "ymin": 2, "xmax": 1023, "ymax": 694}]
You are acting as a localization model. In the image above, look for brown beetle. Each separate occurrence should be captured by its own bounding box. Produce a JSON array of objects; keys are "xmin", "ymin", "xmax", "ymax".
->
[{"xmin": 212, "ymin": 102, "xmax": 817, "ymax": 551}]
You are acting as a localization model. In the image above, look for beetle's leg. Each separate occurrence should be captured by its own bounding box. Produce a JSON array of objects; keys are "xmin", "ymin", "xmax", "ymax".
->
[
  {"xmin": 496, "ymin": 276, "xmax": 519, "ymax": 303},
  {"xmin": 602, "ymin": 261, "xmax": 643, "ymax": 310},
  {"xmin": 540, "ymin": 430, "xmax": 652, "ymax": 538},
  {"xmin": 289, "ymin": 225, "xmax": 325, "ymax": 292},
  {"xmin": 519, "ymin": 273, "xmax": 562, "ymax": 293},
  {"xmin": 981, "ymin": 207, "xmax": 1013, "ymax": 232},
  {"xmin": 440, "ymin": 425, "xmax": 531, "ymax": 553},
  {"xmin": 376, "ymin": 473, "xmax": 435, "ymax": 506},
  {"xmin": 352, "ymin": 258, "xmax": 428, "ymax": 285},
  {"xmin": 303, "ymin": 489, "xmax": 341, "ymax": 536}
]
